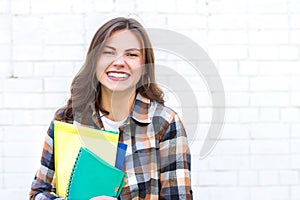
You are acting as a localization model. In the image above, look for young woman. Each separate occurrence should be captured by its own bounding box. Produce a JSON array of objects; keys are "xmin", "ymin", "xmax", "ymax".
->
[{"xmin": 30, "ymin": 17, "xmax": 193, "ymax": 200}]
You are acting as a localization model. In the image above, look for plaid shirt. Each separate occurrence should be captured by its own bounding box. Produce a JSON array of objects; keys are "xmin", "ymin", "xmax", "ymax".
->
[{"xmin": 30, "ymin": 93, "xmax": 193, "ymax": 200}]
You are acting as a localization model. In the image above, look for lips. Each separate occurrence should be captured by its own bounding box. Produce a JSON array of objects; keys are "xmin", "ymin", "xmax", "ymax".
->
[{"xmin": 107, "ymin": 71, "xmax": 130, "ymax": 80}]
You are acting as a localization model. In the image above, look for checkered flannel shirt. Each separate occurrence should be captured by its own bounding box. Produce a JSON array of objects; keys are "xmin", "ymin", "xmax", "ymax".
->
[{"xmin": 30, "ymin": 93, "xmax": 193, "ymax": 200}]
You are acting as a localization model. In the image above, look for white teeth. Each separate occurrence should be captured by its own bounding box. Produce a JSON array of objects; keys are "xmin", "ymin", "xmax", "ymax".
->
[{"xmin": 108, "ymin": 72, "xmax": 129, "ymax": 78}]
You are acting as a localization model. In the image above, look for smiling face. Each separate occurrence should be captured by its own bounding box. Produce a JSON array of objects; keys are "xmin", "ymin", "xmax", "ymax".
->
[{"xmin": 96, "ymin": 30, "xmax": 144, "ymax": 93}]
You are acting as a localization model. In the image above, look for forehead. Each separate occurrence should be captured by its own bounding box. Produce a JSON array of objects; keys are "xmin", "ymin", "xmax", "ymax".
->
[{"xmin": 105, "ymin": 30, "xmax": 142, "ymax": 50}]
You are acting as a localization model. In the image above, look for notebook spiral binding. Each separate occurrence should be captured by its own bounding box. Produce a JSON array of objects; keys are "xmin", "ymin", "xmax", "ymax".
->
[{"xmin": 66, "ymin": 148, "xmax": 83, "ymax": 199}]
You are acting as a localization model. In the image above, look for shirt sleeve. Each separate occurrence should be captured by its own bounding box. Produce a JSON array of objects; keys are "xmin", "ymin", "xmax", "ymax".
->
[
  {"xmin": 159, "ymin": 114, "xmax": 193, "ymax": 200},
  {"xmin": 29, "ymin": 120, "xmax": 64, "ymax": 200}
]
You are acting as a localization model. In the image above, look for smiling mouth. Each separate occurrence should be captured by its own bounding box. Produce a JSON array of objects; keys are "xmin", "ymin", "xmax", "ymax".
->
[{"xmin": 107, "ymin": 71, "xmax": 130, "ymax": 79}]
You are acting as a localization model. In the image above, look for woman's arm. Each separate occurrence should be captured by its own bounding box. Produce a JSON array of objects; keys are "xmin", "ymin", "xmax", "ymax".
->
[
  {"xmin": 159, "ymin": 114, "xmax": 193, "ymax": 200},
  {"xmin": 29, "ymin": 120, "xmax": 63, "ymax": 200}
]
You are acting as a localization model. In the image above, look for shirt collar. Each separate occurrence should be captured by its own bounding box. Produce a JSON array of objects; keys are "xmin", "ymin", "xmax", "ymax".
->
[{"xmin": 130, "ymin": 93, "xmax": 152, "ymax": 124}]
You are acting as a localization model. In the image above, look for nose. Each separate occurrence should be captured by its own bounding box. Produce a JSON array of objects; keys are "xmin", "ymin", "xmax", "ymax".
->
[{"xmin": 112, "ymin": 54, "xmax": 125, "ymax": 66}]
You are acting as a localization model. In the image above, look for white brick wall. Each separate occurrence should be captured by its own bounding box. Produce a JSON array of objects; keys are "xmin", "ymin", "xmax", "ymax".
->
[{"xmin": 0, "ymin": 0, "xmax": 299, "ymax": 199}]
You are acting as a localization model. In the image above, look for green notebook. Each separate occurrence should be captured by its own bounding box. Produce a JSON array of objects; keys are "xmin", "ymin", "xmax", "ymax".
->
[{"xmin": 66, "ymin": 147, "xmax": 127, "ymax": 200}]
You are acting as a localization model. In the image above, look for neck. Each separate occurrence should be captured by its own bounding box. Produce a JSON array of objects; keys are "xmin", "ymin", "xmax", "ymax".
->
[{"xmin": 100, "ymin": 87, "xmax": 136, "ymax": 121}]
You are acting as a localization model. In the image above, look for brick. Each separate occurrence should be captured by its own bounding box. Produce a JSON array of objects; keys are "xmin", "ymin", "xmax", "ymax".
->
[
  {"xmin": 0, "ymin": 0, "xmax": 10, "ymax": 13},
  {"xmin": 248, "ymin": 14, "xmax": 289, "ymax": 29},
  {"xmin": 291, "ymin": 14, "xmax": 300, "ymax": 28},
  {"xmin": 136, "ymin": 0, "xmax": 157, "ymax": 12},
  {"xmin": 156, "ymin": 0, "xmax": 177, "ymax": 13},
  {"xmin": 4, "ymin": 173, "xmax": 34, "ymax": 189},
  {"xmin": 31, "ymin": 0, "xmax": 72, "ymax": 13},
  {"xmin": 291, "ymin": 92, "xmax": 300, "ymax": 106},
  {"xmin": 0, "ymin": 30, "xmax": 10, "ymax": 44},
  {"xmin": 221, "ymin": 77, "xmax": 249, "ymax": 92},
  {"xmin": 13, "ymin": 29, "xmax": 44, "ymax": 45},
  {"xmin": 0, "ymin": 15, "xmax": 10, "ymax": 30},
  {"xmin": 258, "ymin": 61, "xmax": 300, "ymax": 75},
  {"xmin": 12, "ymin": 15, "xmax": 41, "ymax": 32},
  {"xmin": 239, "ymin": 108, "xmax": 259, "ymax": 123},
  {"xmin": 31, "ymin": 109, "xmax": 55, "ymax": 125},
  {"xmin": 208, "ymin": 14, "xmax": 248, "ymax": 29},
  {"xmin": 44, "ymin": 45, "xmax": 84, "ymax": 61},
  {"xmin": 221, "ymin": 124, "xmax": 249, "ymax": 139},
  {"xmin": 290, "ymin": 77, "xmax": 300, "ymax": 91},
  {"xmin": 249, "ymin": 46, "xmax": 279, "ymax": 60},
  {"xmin": 250, "ymin": 123, "xmax": 289, "ymax": 139},
  {"xmin": 211, "ymin": 140, "xmax": 249, "ymax": 155},
  {"xmin": 167, "ymin": 14, "xmax": 207, "ymax": 29},
  {"xmin": 12, "ymin": 45, "xmax": 43, "ymax": 61},
  {"xmin": 238, "ymin": 171, "xmax": 258, "ymax": 186},
  {"xmin": 250, "ymin": 187, "xmax": 289, "ymax": 199},
  {"xmin": 223, "ymin": 92, "xmax": 249, "ymax": 107},
  {"xmin": 224, "ymin": 108, "xmax": 239, "ymax": 123},
  {"xmin": 45, "ymin": 31, "xmax": 84, "ymax": 45},
  {"xmin": 279, "ymin": 45, "xmax": 299, "ymax": 60},
  {"xmin": 218, "ymin": 61, "xmax": 239, "ymax": 75},
  {"xmin": 196, "ymin": 171, "xmax": 217, "ymax": 185},
  {"xmin": 33, "ymin": 62, "xmax": 54, "ymax": 77},
  {"xmin": 3, "ymin": 125, "xmax": 46, "ymax": 142},
  {"xmin": 0, "ymin": 189, "xmax": 30, "ymax": 200},
  {"xmin": 249, "ymin": 30, "xmax": 289, "ymax": 45},
  {"xmin": 3, "ymin": 78, "xmax": 43, "ymax": 92},
  {"xmin": 210, "ymin": 187, "xmax": 249, "ymax": 200},
  {"xmin": 191, "ymin": 187, "xmax": 209, "ymax": 200},
  {"xmin": 53, "ymin": 63, "xmax": 76, "ymax": 77},
  {"xmin": 291, "ymin": 124, "xmax": 300, "ymax": 138},
  {"xmin": 208, "ymin": 45, "xmax": 248, "ymax": 60},
  {"xmin": 281, "ymin": 108, "xmax": 300, "ymax": 122},
  {"xmin": 0, "ymin": 45, "xmax": 10, "ymax": 60},
  {"xmin": 207, "ymin": 0, "xmax": 248, "ymax": 14},
  {"xmin": 43, "ymin": 14, "xmax": 84, "ymax": 32},
  {"xmin": 258, "ymin": 170, "xmax": 279, "ymax": 185},
  {"xmin": 216, "ymin": 171, "xmax": 238, "ymax": 185},
  {"xmin": 72, "ymin": 0, "xmax": 95, "ymax": 13},
  {"xmin": 11, "ymin": 0, "xmax": 30, "ymax": 14},
  {"xmin": 250, "ymin": 140, "xmax": 289, "ymax": 154},
  {"xmin": 291, "ymin": 155, "xmax": 300, "ymax": 169},
  {"xmin": 3, "ymin": 93, "xmax": 44, "ymax": 109},
  {"xmin": 250, "ymin": 77, "xmax": 290, "ymax": 91},
  {"xmin": 291, "ymin": 30, "xmax": 300, "ymax": 44},
  {"xmin": 3, "ymin": 142, "xmax": 42, "ymax": 157},
  {"xmin": 259, "ymin": 108, "xmax": 280, "ymax": 122},
  {"xmin": 0, "ymin": 62, "xmax": 11, "ymax": 77},
  {"xmin": 115, "ymin": 0, "xmax": 135, "ymax": 12},
  {"xmin": 279, "ymin": 170, "xmax": 299, "ymax": 185},
  {"xmin": 250, "ymin": 155, "xmax": 290, "ymax": 169},
  {"xmin": 3, "ymin": 157, "xmax": 39, "ymax": 173},
  {"xmin": 44, "ymin": 77, "xmax": 72, "ymax": 92},
  {"xmin": 177, "ymin": 0, "xmax": 197, "ymax": 13},
  {"xmin": 0, "ymin": 110, "xmax": 13, "ymax": 125},
  {"xmin": 239, "ymin": 61, "xmax": 259, "ymax": 76},
  {"xmin": 209, "ymin": 155, "xmax": 249, "ymax": 170},
  {"xmin": 44, "ymin": 93, "xmax": 68, "ymax": 108},
  {"xmin": 250, "ymin": 92, "xmax": 289, "ymax": 106},
  {"xmin": 248, "ymin": 0, "xmax": 288, "ymax": 13},
  {"xmin": 94, "ymin": 0, "xmax": 114, "ymax": 12},
  {"xmin": 292, "ymin": 186, "xmax": 300, "ymax": 200},
  {"xmin": 12, "ymin": 62, "xmax": 33, "ymax": 77}
]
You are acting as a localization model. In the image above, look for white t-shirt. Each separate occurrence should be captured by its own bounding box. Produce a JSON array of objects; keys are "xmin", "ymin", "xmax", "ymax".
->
[{"xmin": 99, "ymin": 111, "xmax": 127, "ymax": 133}]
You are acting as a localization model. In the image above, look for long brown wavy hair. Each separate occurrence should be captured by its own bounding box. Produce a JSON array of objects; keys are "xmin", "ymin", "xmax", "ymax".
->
[{"xmin": 56, "ymin": 17, "xmax": 164, "ymax": 122}]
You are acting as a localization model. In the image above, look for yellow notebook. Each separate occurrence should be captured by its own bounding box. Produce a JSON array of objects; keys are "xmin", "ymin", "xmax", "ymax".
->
[{"xmin": 53, "ymin": 120, "xmax": 119, "ymax": 198}]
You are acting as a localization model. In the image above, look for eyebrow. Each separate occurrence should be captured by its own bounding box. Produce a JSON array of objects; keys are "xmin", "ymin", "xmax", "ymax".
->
[{"xmin": 104, "ymin": 45, "xmax": 141, "ymax": 52}]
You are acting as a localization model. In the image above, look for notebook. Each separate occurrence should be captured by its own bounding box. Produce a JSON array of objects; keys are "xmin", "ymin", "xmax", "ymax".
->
[
  {"xmin": 67, "ymin": 147, "xmax": 127, "ymax": 200},
  {"xmin": 115, "ymin": 142, "xmax": 127, "ymax": 170},
  {"xmin": 54, "ymin": 120, "xmax": 119, "ymax": 198}
]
